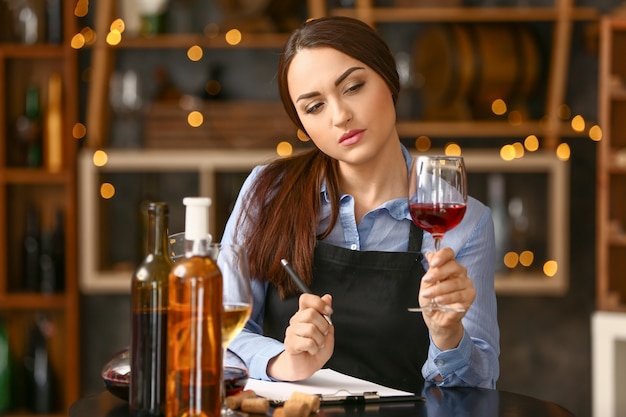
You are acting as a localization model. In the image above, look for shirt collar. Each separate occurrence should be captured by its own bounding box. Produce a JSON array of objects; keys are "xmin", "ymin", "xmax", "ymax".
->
[{"xmin": 319, "ymin": 144, "xmax": 413, "ymax": 221}]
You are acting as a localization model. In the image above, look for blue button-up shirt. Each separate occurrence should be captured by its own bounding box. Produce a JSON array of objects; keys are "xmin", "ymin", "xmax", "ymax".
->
[{"xmin": 222, "ymin": 145, "xmax": 500, "ymax": 389}]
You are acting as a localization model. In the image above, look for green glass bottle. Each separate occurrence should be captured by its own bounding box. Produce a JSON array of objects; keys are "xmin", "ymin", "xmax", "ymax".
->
[
  {"xmin": 0, "ymin": 320, "xmax": 11, "ymax": 413},
  {"xmin": 15, "ymin": 84, "xmax": 42, "ymax": 167},
  {"xmin": 130, "ymin": 202, "xmax": 172, "ymax": 417}
]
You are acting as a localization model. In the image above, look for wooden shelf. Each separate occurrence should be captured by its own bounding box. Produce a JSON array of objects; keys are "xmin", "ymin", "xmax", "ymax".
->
[
  {"xmin": 396, "ymin": 120, "xmax": 590, "ymax": 139},
  {"xmin": 597, "ymin": 16, "xmax": 626, "ymax": 312},
  {"xmin": 111, "ymin": 32, "xmax": 290, "ymax": 49},
  {"xmin": 611, "ymin": 87, "xmax": 626, "ymax": 100},
  {"xmin": 330, "ymin": 6, "xmax": 599, "ymax": 22},
  {"xmin": 0, "ymin": 293, "xmax": 67, "ymax": 310},
  {"xmin": 0, "ymin": 413, "xmax": 67, "ymax": 417},
  {"xmin": 0, "ymin": 169, "xmax": 70, "ymax": 184},
  {"xmin": 0, "ymin": 2, "xmax": 80, "ymax": 415},
  {"xmin": 0, "ymin": 44, "xmax": 66, "ymax": 58},
  {"xmin": 609, "ymin": 235, "xmax": 626, "ymax": 246}
]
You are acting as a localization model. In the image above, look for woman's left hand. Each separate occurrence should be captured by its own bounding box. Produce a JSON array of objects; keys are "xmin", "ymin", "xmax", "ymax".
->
[{"xmin": 418, "ymin": 247, "xmax": 475, "ymax": 350}]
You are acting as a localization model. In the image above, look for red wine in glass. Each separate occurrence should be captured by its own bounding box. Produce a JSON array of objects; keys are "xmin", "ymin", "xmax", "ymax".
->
[
  {"xmin": 408, "ymin": 156, "xmax": 468, "ymax": 313},
  {"xmin": 409, "ymin": 203, "xmax": 467, "ymax": 248}
]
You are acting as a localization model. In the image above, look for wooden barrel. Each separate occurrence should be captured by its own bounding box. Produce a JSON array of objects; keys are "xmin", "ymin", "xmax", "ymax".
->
[{"xmin": 413, "ymin": 23, "xmax": 542, "ymax": 120}]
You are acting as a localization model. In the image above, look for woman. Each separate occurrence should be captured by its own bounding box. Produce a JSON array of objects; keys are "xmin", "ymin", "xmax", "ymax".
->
[{"xmin": 222, "ymin": 16, "xmax": 499, "ymax": 393}]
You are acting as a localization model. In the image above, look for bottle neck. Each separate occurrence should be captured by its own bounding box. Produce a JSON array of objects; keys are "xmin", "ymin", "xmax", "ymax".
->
[
  {"xmin": 184, "ymin": 236, "xmax": 211, "ymax": 258},
  {"xmin": 147, "ymin": 204, "xmax": 169, "ymax": 257}
]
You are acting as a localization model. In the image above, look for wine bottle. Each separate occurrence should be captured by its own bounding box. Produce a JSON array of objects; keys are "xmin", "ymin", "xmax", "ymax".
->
[
  {"xmin": 166, "ymin": 197, "xmax": 222, "ymax": 417},
  {"xmin": 45, "ymin": 0, "xmax": 62, "ymax": 44},
  {"xmin": 15, "ymin": 84, "xmax": 43, "ymax": 167},
  {"xmin": 23, "ymin": 315, "xmax": 56, "ymax": 413},
  {"xmin": 23, "ymin": 204, "xmax": 41, "ymax": 292},
  {"xmin": 45, "ymin": 72, "xmax": 63, "ymax": 172},
  {"xmin": 40, "ymin": 208, "xmax": 65, "ymax": 294},
  {"xmin": 0, "ymin": 320, "xmax": 11, "ymax": 413},
  {"xmin": 130, "ymin": 202, "xmax": 173, "ymax": 417}
]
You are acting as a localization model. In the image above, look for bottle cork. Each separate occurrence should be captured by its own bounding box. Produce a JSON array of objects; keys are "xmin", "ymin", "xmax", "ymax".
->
[
  {"xmin": 289, "ymin": 391, "xmax": 321, "ymax": 412},
  {"xmin": 225, "ymin": 389, "xmax": 257, "ymax": 410},
  {"xmin": 283, "ymin": 400, "xmax": 311, "ymax": 417},
  {"xmin": 240, "ymin": 397, "xmax": 270, "ymax": 414}
]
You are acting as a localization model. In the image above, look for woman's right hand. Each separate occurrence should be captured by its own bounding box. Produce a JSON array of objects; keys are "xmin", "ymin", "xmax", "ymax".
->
[{"xmin": 267, "ymin": 293, "xmax": 334, "ymax": 381}]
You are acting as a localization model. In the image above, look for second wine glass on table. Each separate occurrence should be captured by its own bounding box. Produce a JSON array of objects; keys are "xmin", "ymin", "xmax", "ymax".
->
[
  {"xmin": 408, "ymin": 155, "xmax": 468, "ymax": 313},
  {"xmin": 214, "ymin": 243, "xmax": 252, "ymax": 416}
]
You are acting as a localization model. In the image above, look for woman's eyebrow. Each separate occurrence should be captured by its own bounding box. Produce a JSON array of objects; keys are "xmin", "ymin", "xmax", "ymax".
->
[
  {"xmin": 335, "ymin": 66, "xmax": 364, "ymax": 86},
  {"xmin": 295, "ymin": 66, "xmax": 366, "ymax": 103}
]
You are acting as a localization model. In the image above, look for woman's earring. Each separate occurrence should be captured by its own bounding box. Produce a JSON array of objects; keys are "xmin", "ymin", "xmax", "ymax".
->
[{"xmin": 297, "ymin": 129, "xmax": 310, "ymax": 142}]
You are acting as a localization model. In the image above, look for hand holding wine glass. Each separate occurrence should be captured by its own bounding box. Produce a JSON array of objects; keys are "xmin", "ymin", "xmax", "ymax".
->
[{"xmin": 408, "ymin": 155, "xmax": 468, "ymax": 313}]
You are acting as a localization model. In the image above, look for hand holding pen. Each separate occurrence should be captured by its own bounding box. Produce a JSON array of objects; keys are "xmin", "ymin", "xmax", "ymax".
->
[
  {"xmin": 281, "ymin": 259, "xmax": 333, "ymax": 325},
  {"xmin": 264, "ymin": 259, "xmax": 334, "ymax": 381}
]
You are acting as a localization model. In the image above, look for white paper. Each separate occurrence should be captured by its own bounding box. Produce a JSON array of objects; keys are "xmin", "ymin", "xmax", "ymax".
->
[{"xmin": 244, "ymin": 368, "xmax": 414, "ymax": 402}]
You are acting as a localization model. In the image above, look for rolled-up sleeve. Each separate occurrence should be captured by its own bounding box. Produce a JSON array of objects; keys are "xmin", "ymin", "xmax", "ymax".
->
[{"xmin": 421, "ymin": 201, "xmax": 500, "ymax": 388}]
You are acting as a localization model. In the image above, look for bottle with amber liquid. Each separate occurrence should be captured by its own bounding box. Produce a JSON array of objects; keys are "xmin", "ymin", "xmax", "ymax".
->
[
  {"xmin": 166, "ymin": 197, "xmax": 222, "ymax": 417},
  {"xmin": 130, "ymin": 202, "xmax": 172, "ymax": 417}
]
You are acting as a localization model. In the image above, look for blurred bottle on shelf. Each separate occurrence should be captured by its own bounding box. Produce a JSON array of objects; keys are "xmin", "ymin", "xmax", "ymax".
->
[
  {"xmin": 45, "ymin": 72, "xmax": 63, "ymax": 172},
  {"xmin": 23, "ymin": 204, "xmax": 41, "ymax": 292},
  {"xmin": 45, "ymin": 0, "xmax": 62, "ymax": 43},
  {"xmin": 40, "ymin": 208, "xmax": 65, "ymax": 294},
  {"xmin": 14, "ymin": 83, "xmax": 43, "ymax": 168},
  {"xmin": 9, "ymin": 0, "xmax": 44, "ymax": 44},
  {"xmin": 23, "ymin": 314, "xmax": 57, "ymax": 414},
  {"xmin": 137, "ymin": 0, "xmax": 170, "ymax": 35},
  {"xmin": 130, "ymin": 202, "xmax": 172, "ymax": 417},
  {"xmin": 0, "ymin": 320, "xmax": 12, "ymax": 413}
]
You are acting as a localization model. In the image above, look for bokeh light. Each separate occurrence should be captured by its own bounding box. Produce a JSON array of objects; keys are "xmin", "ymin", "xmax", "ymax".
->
[
  {"xmin": 187, "ymin": 45, "xmax": 203, "ymax": 61},
  {"xmin": 187, "ymin": 111, "xmax": 204, "ymax": 127},
  {"xmin": 556, "ymin": 143, "xmax": 571, "ymax": 161},
  {"xmin": 519, "ymin": 251, "xmax": 534, "ymax": 267},
  {"xmin": 589, "ymin": 124, "xmax": 602, "ymax": 142},
  {"xmin": 445, "ymin": 143, "xmax": 462, "ymax": 156},
  {"xmin": 100, "ymin": 183, "xmax": 115, "ymax": 199},
  {"xmin": 414, "ymin": 136, "xmax": 431, "ymax": 152},
  {"xmin": 106, "ymin": 30, "xmax": 122, "ymax": 46},
  {"xmin": 491, "ymin": 99, "xmax": 507, "ymax": 116},
  {"xmin": 503, "ymin": 252, "xmax": 519, "ymax": 269},
  {"xmin": 92, "ymin": 150, "xmax": 108, "ymax": 167},
  {"xmin": 73, "ymin": 123, "xmax": 87, "ymax": 139},
  {"xmin": 571, "ymin": 114, "xmax": 585, "ymax": 132},
  {"xmin": 543, "ymin": 260, "xmax": 558, "ymax": 277},
  {"xmin": 225, "ymin": 29, "xmax": 242, "ymax": 46},
  {"xmin": 276, "ymin": 141, "xmax": 293, "ymax": 156},
  {"xmin": 524, "ymin": 135, "xmax": 539, "ymax": 151}
]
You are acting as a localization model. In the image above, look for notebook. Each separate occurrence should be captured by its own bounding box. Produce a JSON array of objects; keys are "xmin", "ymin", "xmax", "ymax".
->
[{"xmin": 244, "ymin": 368, "xmax": 423, "ymax": 405}]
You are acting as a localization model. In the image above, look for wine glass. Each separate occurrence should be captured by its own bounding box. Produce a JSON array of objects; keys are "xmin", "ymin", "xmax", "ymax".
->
[
  {"xmin": 168, "ymin": 234, "xmax": 252, "ymax": 415},
  {"xmin": 213, "ymin": 243, "xmax": 253, "ymax": 416},
  {"xmin": 408, "ymin": 155, "xmax": 468, "ymax": 313}
]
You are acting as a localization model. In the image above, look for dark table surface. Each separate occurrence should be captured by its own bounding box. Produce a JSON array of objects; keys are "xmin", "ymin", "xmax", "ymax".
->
[{"xmin": 69, "ymin": 386, "xmax": 576, "ymax": 417}]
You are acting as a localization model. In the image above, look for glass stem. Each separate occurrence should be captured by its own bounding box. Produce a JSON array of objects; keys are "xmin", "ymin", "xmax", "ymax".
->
[
  {"xmin": 434, "ymin": 236, "xmax": 442, "ymax": 252},
  {"xmin": 221, "ymin": 347, "xmax": 227, "ymax": 411}
]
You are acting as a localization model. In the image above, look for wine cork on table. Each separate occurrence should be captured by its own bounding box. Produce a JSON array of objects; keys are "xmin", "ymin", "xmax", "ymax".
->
[
  {"xmin": 225, "ymin": 389, "xmax": 257, "ymax": 410},
  {"xmin": 240, "ymin": 397, "xmax": 270, "ymax": 414},
  {"xmin": 289, "ymin": 391, "xmax": 321, "ymax": 412}
]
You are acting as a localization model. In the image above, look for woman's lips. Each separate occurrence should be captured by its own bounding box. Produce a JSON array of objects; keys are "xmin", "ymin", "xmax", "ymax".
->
[{"xmin": 339, "ymin": 129, "xmax": 365, "ymax": 146}]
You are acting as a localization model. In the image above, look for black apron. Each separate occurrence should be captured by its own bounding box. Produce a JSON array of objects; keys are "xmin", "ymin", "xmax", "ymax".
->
[{"xmin": 264, "ymin": 223, "xmax": 428, "ymax": 394}]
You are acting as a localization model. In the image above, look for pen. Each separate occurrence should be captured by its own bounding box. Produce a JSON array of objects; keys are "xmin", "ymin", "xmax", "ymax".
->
[{"xmin": 280, "ymin": 259, "xmax": 333, "ymax": 325}]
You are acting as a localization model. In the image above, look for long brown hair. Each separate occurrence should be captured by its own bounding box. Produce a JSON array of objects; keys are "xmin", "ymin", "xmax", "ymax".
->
[{"xmin": 237, "ymin": 16, "xmax": 400, "ymax": 297}]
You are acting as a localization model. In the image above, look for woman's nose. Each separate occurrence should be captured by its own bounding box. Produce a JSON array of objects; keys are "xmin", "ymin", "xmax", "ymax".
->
[{"xmin": 331, "ymin": 102, "xmax": 352, "ymax": 127}]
